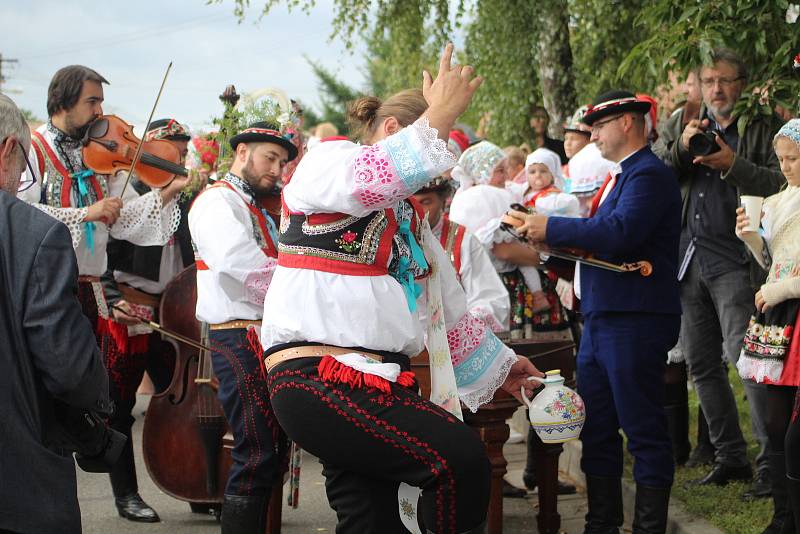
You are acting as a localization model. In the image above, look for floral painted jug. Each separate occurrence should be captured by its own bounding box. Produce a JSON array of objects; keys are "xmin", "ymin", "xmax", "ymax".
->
[{"xmin": 521, "ymin": 369, "xmax": 585, "ymax": 444}]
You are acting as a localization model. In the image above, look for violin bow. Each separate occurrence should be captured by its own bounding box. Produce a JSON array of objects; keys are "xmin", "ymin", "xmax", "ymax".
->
[
  {"xmin": 110, "ymin": 304, "xmax": 214, "ymax": 352},
  {"xmin": 499, "ymin": 224, "xmax": 653, "ymax": 277},
  {"xmin": 119, "ymin": 61, "xmax": 173, "ymax": 197}
]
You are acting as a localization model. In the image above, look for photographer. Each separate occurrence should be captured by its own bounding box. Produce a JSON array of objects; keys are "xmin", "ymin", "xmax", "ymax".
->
[
  {"xmin": 0, "ymin": 93, "xmax": 113, "ymax": 534},
  {"xmin": 653, "ymin": 48, "xmax": 784, "ymax": 496}
]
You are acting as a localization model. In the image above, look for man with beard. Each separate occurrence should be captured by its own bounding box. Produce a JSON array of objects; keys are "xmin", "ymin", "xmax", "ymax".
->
[
  {"xmin": 654, "ymin": 48, "xmax": 784, "ymax": 499},
  {"xmin": 188, "ymin": 121, "xmax": 296, "ymax": 533},
  {"xmin": 18, "ymin": 65, "xmax": 191, "ymax": 522}
]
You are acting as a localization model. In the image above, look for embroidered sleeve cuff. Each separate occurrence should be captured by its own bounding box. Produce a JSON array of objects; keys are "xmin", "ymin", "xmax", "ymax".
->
[
  {"xmin": 244, "ymin": 257, "xmax": 278, "ymax": 306},
  {"xmin": 383, "ymin": 117, "xmax": 456, "ymax": 193},
  {"xmin": 31, "ymin": 204, "xmax": 87, "ymax": 249},
  {"xmin": 447, "ymin": 312, "xmax": 516, "ymax": 412}
]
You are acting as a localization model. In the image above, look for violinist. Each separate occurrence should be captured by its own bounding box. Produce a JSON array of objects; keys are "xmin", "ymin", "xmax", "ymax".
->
[
  {"xmin": 98, "ymin": 117, "xmax": 200, "ymax": 522},
  {"xmin": 17, "ymin": 65, "xmax": 190, "ymax": 523},
  {"xmin": 188, "ymin": 120, "xmax": 295, "ymax": 533}
]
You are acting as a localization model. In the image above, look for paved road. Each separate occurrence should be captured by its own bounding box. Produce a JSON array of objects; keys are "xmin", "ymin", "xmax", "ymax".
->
[{"xmin": 77, "ymin": 396, "xmax": 588, "ymax": 533}]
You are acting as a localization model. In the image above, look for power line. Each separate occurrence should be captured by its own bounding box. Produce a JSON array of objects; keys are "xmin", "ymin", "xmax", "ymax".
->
[{"xmin": 19, "ymin": 13, "xmax": 228, "ymax": 60}]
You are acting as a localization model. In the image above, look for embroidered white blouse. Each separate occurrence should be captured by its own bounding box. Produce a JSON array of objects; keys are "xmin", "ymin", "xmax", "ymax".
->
[
  {"xmin": 19, "ymin": 124, "xmax": 180, "ymax": 277},
  {"xmin": 189, "ymin": 178, "xmax": 278, "ymax": 324},
  {"xmin": 261, "ymin": 118, "xmax": 518, "ymax": 412},
  {"xmin": 431, "ymin": 217, "xmax": 510, "ymax": 332}
]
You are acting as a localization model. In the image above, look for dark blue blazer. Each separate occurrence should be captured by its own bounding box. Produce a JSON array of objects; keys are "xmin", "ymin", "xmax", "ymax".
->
[{"xmin": 546, "ymin": 146, "xmax": 682, "ymax": 316}]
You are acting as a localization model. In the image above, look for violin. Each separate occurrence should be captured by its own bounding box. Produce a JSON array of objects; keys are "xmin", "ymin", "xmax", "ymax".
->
[{"xmin": 82, "ymin": 114, "xmax": 188, "ymax": 188}]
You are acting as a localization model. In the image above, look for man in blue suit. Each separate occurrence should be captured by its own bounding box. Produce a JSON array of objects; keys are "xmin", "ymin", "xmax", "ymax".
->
[{"xmin": 510, "ymin": 90, "xmax": 682, "ymax": 534}]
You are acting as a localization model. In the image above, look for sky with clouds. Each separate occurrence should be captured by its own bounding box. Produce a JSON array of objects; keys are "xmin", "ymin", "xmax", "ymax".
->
[{"xmin": 0, "ymin": 0, "xmax": 370, "ymax": 132}]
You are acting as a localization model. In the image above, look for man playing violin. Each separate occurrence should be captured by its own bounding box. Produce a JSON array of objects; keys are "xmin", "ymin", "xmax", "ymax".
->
[
  {"xmin": 188, "ymin": 121, "xmax": 296, "ymax": 533},
  {"xmin": 18, "ymin": 65, "xmax": 190, "ymax": 523}
]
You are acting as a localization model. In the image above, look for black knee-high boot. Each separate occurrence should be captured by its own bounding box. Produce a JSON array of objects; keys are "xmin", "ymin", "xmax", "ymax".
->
[
  {"xmin": 784, "ymin": 475, "xmax": 799, "ymax": 534},
  {"xmin": 632, "ymin": 484, "xmax": 671, "ymax": 534},
  {"xmin": 664, "ymin": 367, "xmax": 690, "ymax": 465},
  {"xmin": 583, "ymin": 475, "xmax": 623, "ymax": 534},
  {"xmin": 687, "ymin": 404, "xmax": 715, "ymax": 467},
  {"xmin": 221, "ymin": 494, "xmax": 267, "ymax": 534},
  {"xmin": 761, "ymin": 453, "xmax": 789, "ymax": 533}
]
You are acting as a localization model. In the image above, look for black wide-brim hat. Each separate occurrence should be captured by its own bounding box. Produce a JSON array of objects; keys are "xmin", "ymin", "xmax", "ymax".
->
[
  {"xmin": 230, "ymin": 121, "xmax": 298, "ymax": 161},
  {"xmin": 582, "ymin": 90, "xmax": 651, "ymax": 126}
]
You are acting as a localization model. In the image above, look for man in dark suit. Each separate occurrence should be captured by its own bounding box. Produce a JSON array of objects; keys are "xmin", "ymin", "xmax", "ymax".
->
[
  {"xmin": 0, "ymin": 93, "xmax": 111, "ymax": 533},
  {"xmin": 510, "ymin": 90, "xmax": 682, "ymax": 534}
]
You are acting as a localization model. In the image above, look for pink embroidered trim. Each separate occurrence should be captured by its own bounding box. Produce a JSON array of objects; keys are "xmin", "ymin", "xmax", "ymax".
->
[
  {"xmin": 352, "ymin": 144, "xmax": 411, "ymax": 209},
  {"xmin": 447, "ymin": 312, "xmax": 489, "ymax": 367},
  {"xmin": 470, "ymin": 306, "xmax": 505, "ymax": 333},
  {"xmin": 244, "ymin": 257, "xmax": 278, "ymax": 306}
]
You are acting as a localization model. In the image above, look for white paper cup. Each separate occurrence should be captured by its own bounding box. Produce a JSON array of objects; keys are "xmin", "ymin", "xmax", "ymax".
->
[{"xmin": 740, "ymin": 195, "xmax": 763, "ymax": 232}]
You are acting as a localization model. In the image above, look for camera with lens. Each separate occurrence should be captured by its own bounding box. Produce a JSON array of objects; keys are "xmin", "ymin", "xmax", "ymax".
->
[
  {"xmin": 48, "ymin": 401, "xmax": 127, "ymax": 473},
  {"xmin": 688, "ymin": 128, "xmax": 724, "ymax": 157}
]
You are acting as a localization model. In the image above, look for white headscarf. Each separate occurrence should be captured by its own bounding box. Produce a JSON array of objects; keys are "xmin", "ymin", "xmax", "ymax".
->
[{"xmin": 525, "ymin": 147, "xmax": 565, "ymax": 190}]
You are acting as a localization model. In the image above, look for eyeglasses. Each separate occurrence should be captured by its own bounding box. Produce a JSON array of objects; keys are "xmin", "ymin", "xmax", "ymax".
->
[
  {"xmin": 700, "ymin": 76, "xmax": 744, "ymax": 88},
  {"xmin": 2, "ymin": 136, "xmax": 37, "ymax": 192},
  {"xmin": 590, "ymin": 114, "xmax": 623, "ymax": 133}
]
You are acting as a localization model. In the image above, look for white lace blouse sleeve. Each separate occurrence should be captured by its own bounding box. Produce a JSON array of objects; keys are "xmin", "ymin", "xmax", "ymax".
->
[
  {"xmin": 283, "ymin": 118, "xmax": 456, "ymax": 216},
  {"xmin": 189, "ymin": 188, "xmax": 277, "ymax": 306},
  {"xmin": 107, "ymin": 172, "xmax": 180, "ymax": 246},
  {"xmin": 424, "ymin": 225, "xmax": 517, "ymax": 413},
  {"xmin": 17, "ymin": 146, "xmax": 87, "ymax": 249},
  {"xmin": 459, "ymin": 233, "xmax": 510, "ymax": 333}
]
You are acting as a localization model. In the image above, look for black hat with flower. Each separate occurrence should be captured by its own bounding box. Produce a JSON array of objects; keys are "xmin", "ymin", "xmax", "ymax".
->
[{"xmin": 230, "ymin": 121, "xmax": 298, "ymax": 161}]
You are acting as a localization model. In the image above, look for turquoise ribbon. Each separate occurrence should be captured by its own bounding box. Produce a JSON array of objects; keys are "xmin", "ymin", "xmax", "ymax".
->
[
  {"xmin": 72, "ymin": 170, "xmax": 96, "ymax": 255},
  {"xmin": 396, "ymin": 220, "xmax": 428, "ymax": 312}
]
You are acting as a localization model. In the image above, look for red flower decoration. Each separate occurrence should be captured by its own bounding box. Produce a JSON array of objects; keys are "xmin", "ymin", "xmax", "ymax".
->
[
  {"xmin": 342, "ymin": 231, "xmax": 357, "ymax": 244},
  {"xmin": 784, "ymin": 325, "xmax": 794, "ymax": 338},
  {"xmin": 794, "ymin": 53, "xmax": 800, "ymax": 70}
]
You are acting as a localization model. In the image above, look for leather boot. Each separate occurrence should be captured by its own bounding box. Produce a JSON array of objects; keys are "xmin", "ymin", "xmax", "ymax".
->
[
  {"xmin": 221, "ymin": 494, "xmax": 267, "ymax": 534},
  {"xmin": 109, "ymin": 435, "xmax": 159, "ymax": 522},
  {"xmin": 115, "ymin": 493, "xmax": 160, "ymax": 523},
  {"xmin": 762, "ymin": 453, "xmax": 788, "ymax": 533},
  {"xmin": 784, "ymin": 475, "xmax": 800, "ymax": 534},
  {"xmin": 632, "ymin": 484, "xmax": 671, "ymax": 534},
  {"xmin": 583, "ymin": 476, "xmax": 623, "ymax": 534}
]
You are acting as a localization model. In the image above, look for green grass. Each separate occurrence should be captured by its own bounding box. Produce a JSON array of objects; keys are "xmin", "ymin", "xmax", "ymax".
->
[{"xmin": 623, "ymin": 367, "xmax": 773, "ymax": 533}]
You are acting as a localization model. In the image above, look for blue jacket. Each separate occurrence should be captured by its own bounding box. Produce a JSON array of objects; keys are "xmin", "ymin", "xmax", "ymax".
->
[{"xmin": 546, "ymin": 146, "xmax": 682, "ymax": 316}]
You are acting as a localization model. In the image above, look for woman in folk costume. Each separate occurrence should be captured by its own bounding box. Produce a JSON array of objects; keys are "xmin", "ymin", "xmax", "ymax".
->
[
  {"xmin": 736, "ymin": 119, "xmax": 800, "ymax": 533},
  {"xmin": 18, "ymin": 65, "xmax": 188, "ymax": 522},
  {"xmin": 261, "ymin": 45, "xmax": 542, "ymax": 534}
]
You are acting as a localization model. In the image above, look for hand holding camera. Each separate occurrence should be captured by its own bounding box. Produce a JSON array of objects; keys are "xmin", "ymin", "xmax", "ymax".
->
[{"xmin": 681, "ymin": 118, "xmax": 735, "ymax": 171}]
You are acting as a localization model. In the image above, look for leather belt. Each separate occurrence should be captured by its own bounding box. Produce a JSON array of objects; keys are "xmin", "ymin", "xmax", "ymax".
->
[
  {"xmin": 209, "ymin": 319, "xmax": 262, "ymax": 331},
  {"xmin": 118, "ymin": 283, "xmax": 161, "ymax": 309},
  {"xmin": 265, "ymin": 345, "xmax": 384, "ymax": 373}
]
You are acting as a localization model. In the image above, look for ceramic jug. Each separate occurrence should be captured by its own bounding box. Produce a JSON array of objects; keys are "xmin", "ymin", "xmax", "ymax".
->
[{"xmin": 521, "ymin": 369, "xmax": 585, "ymax": 444}]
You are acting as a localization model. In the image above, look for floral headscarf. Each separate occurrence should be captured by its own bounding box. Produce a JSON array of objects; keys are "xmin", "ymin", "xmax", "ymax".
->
[
  {"xmin": 525, "ymin": 147, "xmax": 565, "ymax": 190},
  {"xmin": 452, "ymin": 141, "xmax": 505, "ymax": 188},
  {"xmin": 775, "ymin": 118, "xmax": 800, "ymax": 147}
]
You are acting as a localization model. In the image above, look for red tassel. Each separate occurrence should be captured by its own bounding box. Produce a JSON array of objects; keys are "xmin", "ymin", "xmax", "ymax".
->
[
  {"xmin": 97, "ymin": 317, "xmax": 148, "ymax": 355},
  {"xmin": 317, "ymin": 355, "xmax": 393, "ymax": 393},
  {"xmin": 396, "ymin": 370, "xmax": 416, "ymax": 388}
]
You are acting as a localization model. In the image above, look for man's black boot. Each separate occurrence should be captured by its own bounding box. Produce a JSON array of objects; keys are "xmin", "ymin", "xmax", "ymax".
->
[
  {"xmin": 632, "ymin": 484, "xmax": 671, "ymax": 534},
  {"xmin": 760, "ymin": 454, "xmax": 788, "ymax": 533},
  {"xmin": 583, "ymin": 475, "xmax": 623, "ymax": 534},
  {"xmin": 221, "ymin": 494, "xmax": 267, "ymax": 534}
]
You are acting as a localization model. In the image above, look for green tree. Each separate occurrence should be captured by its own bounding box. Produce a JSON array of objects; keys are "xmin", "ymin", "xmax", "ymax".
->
[
  {"xmin": 305, "ymin": 57, "xmax": 361, "ymax": 134},
  {"xmin": 619, "ymin": 0, "xmax": 800, "ymax": 128}
]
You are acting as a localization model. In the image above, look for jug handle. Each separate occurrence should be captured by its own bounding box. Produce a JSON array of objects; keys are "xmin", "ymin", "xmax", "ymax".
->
[{"xmin": 521, "ymin": 376, "xmax": 546, "ymax": 408}]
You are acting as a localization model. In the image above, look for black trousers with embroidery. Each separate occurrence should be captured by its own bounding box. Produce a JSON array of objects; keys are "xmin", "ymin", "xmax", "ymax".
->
[
  {"xmin": 266, "ymin": 345, "xmax": 491, "ymax": 534},
  {"xmin": 210, "ymin": 328, "xmax": 288, "ymax": 497}
]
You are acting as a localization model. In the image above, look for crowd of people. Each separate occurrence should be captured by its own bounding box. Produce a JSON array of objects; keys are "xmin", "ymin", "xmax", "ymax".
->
[{"xmin": 1, "ymin": 42, "xmax": 799, "ymax": 534}]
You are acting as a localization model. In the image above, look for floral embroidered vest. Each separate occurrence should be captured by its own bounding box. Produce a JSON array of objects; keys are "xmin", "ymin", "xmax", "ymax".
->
[
  {"xmin": 30, "ymin": 131, "xmax": 107, "ymax": 207},
  {"xmin": 278, "ymin": 198, "xmax": 430, "ymax": 283}
]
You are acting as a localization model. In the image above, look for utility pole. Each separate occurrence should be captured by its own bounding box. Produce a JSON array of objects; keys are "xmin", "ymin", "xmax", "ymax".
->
[{"xmin": 0, "ymin": 54, "xmax": 20, "ymax": 93}]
